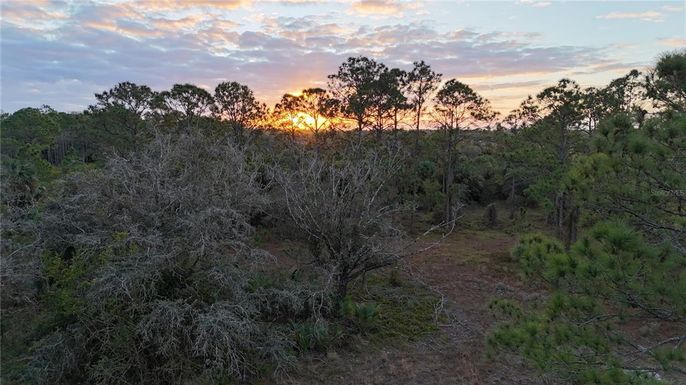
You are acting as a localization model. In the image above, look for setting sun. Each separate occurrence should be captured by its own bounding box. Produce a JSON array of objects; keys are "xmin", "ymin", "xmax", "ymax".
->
[
  {"xmin": 289, "ymin": 111, "xmax": 327, "ymax": 130},
  {"xmin": 281, "ymin": 110, "xmax": 335, "ymax": 133}
]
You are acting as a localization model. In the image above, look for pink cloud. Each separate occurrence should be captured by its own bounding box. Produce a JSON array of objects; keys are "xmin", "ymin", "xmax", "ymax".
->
[
  {"xmin": 1, "ymin": 1, "xmax": 649, "ymax": 115},
  {"xmin": 350, "ymin": 0, "xmax": 415, "ymax": 16},
  {"xmin": 659, "ymin": 37, "xmax": 686, "ymax": 47}
]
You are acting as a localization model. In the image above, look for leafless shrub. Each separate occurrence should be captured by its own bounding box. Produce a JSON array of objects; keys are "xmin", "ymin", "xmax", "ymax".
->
[
  {"xmin": 136, "ymin": 300, "xmax": 193, "ymax": 358},
  {"xmin": 192, "ymin": 302, "xmax": 260, "ymax": 378},
  {"xmin": 275, "ymin": 148, "xmax": 409, "ymax": 300},
  {"xmin": 20, "ymin": 132, "xmax": 311, "ymax": 384},
  {"xmin": 25, "ymin": 328, "xmax": 83, "ymax": 384},
  {"xmin": 1, "ymin": 184, "xmax": 43, "ymax": 308}
]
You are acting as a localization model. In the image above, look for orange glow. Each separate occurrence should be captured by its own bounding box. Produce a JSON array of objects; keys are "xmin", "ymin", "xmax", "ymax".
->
[
  {"xmin": 289, "ymin": 111, "xmax": 327, "ymax": 130},
  {"xmin": 271, "ymin": 110, "xmax": 335, "ymax": 132}
]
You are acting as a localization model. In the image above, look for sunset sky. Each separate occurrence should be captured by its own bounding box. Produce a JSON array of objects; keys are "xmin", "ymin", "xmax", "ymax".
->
[{"xmin": 1, "ymin": 0, "xmax": 684, "ymax": 114}]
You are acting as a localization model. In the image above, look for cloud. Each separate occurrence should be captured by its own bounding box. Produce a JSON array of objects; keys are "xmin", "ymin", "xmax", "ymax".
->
[
  {"xmin": 472, "ymin": 80, "xmax": 544, "ymax": 91},
  {"xmin": 596, "ymin": 11, "xmax": 664, "ymax": 22},
  {"xmin": 129, "ymin": 0, "xmax": 251, "ymax": 12},
  {"xmin": 662, "ymin": 4, "xmax": 684, "ymax": 13},
  {"xmin": 659, "ymin": 37, "xmax": 686, "ymax": 47},
  {"xmin": 518, "ymin": 0, "xmax": 552, "ymax": 8},
  {"xmin": 350, "ymin": 0, "xmax": 413, "ymax": 16},
  {"xmin": 570, "ymin": 61, "xmax": 644, "ymax": 75},
  {"xmin": 0, "ymin": 1, "xmax": 645, "ymax": 114},
  {"xmin": 0, "ymin": 0, "xmax": 70, "ymax": 31},
  {"xmin": 274, "ymin": 0, "xmax": 327, "ymax": 4}
]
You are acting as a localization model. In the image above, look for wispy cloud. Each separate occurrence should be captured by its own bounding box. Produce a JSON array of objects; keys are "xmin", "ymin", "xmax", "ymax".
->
[
  {"xmin": 662, "ymin": 4, "xmax": 684, "ymax": 13},
  {"xmin": 659, "ymin": 37, "xmax": 686, "ymax": 47},
  {"xmin": 596, "ymin": 11, "xmax": 664, "ymax": 22},
  {"xmin": 131, "ymin": 0, "xmax": 251, "ymax": 11},
  {"xmin": 0, "ymin": 0, "xmax": 666, "ymax": 114},
  {"xmin": 350, "ymin": 0, "xmax": 416, "ymax": 16},
  {"xmin": 518, "ymin": 0, "xmax": 552, "ymax": 8}
]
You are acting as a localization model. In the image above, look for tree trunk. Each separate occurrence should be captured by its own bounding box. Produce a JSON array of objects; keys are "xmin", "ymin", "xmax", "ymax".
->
[
  {"xmin": 414, "ymin": 105, "xmax": 421, "ymax": 154},
  {"xmin": 509, "ymin": 175, "xmax": 516, "ymax": 220},
  {"xmin": 444, "ymin": 127, "xmax": 455, "ymax": 223},
  {"xmin": 356, "ymin": 116, "xmax": 364, "ymax": 142},
  {"xmin": 565, "ymin": 205, "xmax": 580, "ymax": 250},
  {"xmin": 556, "ymin": 193, "xmax": 562, "ymax": 237},
  {"xmin": 555, "ymin": 191, "xmax": 566, "ymax": 239},
  {"xmin": 336, "ymin": 277, "xmax": 349, "ymax": 301},
  {"xmin": 232, "ymin": 122, "xmax": 244, "ymax": 147}
]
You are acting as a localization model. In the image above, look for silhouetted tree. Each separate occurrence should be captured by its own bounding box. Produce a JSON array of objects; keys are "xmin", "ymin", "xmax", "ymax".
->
[
  {"xmin": 298, "ymin": 88, "xmax": 335, "ymax": 135},
  {"xmin": 213, "ymin": 81, "xmax": 266, "ymax": 140},
  {"xmin": 383, "ymin": 68, "xmax": 410, "ymax": 131},
  {"xmin": 274, "ymin": 93, "xmax": 303, "ymax": 140},
  {"xmin": 88, "ymin": 82, "xmax": 155, "ymax": 150},
  {"xmin": 646, "ymin": 50, "xmax": 686, "ymax": 112},
  {"xmin": 434, "ymin": 79, "xmax": 495, "ymax": 223},
  {"xmin": 407, "ymin": 61, "xmax": 441, "ymax": 145},
  {"xmin": 503, "ymin": 95, "xmax": 540, "ymax": 133},
  {"xmin": 159, "ymin": 83, "xmax": 214, "ymax": 131},
  {"xmin": 327, "ymin": 56, "xmax": 387, "ymax": 132}
]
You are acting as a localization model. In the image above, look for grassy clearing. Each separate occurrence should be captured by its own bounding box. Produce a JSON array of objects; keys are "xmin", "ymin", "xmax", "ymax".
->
[
  {"xmin": 288, "ymin": 268, "xmax": 443, "ymax": 360},
  {"xmin": 349, "ymin": 271, "xmax": 443, "ymax": 344}
]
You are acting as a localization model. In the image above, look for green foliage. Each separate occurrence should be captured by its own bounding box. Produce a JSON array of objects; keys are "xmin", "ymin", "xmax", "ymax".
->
[
  {"xmin": 491, "ymin": 223, "xmax": 686, "ymax": 383},
  {"xmin": 646, "ymin": 50, "xmax": 686, "ymax": 111},
  {"xmin": 293, "ymin": 322, "xmax": 339, "ymax": 352},
  {"xmin": 571, "ymin": 113, "xmax": 686, "ymax": 251},
  {"xmin": 492, "ymin": 68, "xmax": 686, "ymax": 380},
  {"xmin": 87, "ymin": 81, "xmax": 155, "ymax": 151},
  {"xmin": 1, "ymin": 156, "xmax": 52, "ymax": 209},
  {"xmin": 39, "ymin": 251, "xmax": 91, "ymax": 328},
  {"xmin": 352, "ymin": 275, "xmax": 441, "ymax": 342},
  {"xmin": 339, "ymin": 296, "xmax": 379, "ymax": 332},
  {"xmin": 289, "ymin": 272, "xmax": 439, "ymax": 356},
  {"xmin": 0, "ymin": 107, "xmax": 62, "ymax": 207},
  {"xmin": 399, "ymin": 159, "xmax": 444, "ymax": 214},
  {"xmin": 0, "ymin": 106, "xmax": 61, "ymax": 158}
]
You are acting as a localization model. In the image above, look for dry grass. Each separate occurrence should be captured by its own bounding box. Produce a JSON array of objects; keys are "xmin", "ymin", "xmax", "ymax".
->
[{"xmin": 278, "ymin": 204, "xmax": 550, "ymax": 385}]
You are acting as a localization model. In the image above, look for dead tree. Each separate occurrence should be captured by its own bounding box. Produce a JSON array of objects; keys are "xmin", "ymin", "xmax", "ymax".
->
[{"xmin": 276, "ymin": 149, "xmax": 407, "ymax": 300}]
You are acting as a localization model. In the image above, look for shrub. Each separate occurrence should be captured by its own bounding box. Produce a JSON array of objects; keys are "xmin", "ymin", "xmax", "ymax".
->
[
  {"xmin": 10, "ymin": 133, "xmax": 313, "ymax": 384},
  {"xmin": 275, "ymin": 148, "xmax": 407, "ymax": 300},
  {"xmin": 293, "ymin": 322, "xmax": 338, "ymax": 352},
  {"xmin": 490, "ymin": 223, "xmax": 686, "ymax": 384}
]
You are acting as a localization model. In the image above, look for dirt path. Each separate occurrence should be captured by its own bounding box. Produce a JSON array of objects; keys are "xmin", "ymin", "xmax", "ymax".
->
[{"xmin": 280, "ymin": 227, "xmax": 549, "ymax": 385}]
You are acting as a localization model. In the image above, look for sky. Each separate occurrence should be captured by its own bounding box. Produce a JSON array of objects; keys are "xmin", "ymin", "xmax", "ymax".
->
[{"xmin": 1, "ymin": 0, "xmax": 684, "ymax": 114}]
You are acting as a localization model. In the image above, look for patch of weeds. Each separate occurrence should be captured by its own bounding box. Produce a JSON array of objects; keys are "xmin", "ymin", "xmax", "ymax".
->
[
  {"xmin": 289, "ymin": 270, "xmax": 442, "ymax": 359},
  {"xmin": 292, "ymin": 321, "xmax": 343, "ymax": 352},
  {"xmin": 350, "ymin": 273, "xmax": 442, "ymax": 343},
  {"xmin": 339, "ymin": 296, "xmax": 379, "ymax": 333},
  {"xmin": 252, "ymin": 227, "xmax": 272, "ymax": 246}
]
